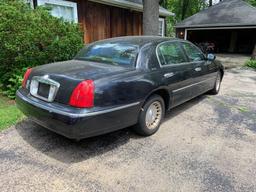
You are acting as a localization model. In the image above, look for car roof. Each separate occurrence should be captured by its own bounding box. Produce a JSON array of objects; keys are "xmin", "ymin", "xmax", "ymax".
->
[{"xmin": 91, "ymin": 36, "xmax": 180, "ymax": 47}]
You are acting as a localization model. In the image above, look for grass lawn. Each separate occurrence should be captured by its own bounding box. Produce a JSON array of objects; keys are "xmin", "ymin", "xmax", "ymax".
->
[
  {"xmin": 245, "ymin": 59, "xmax": 256, "ymax": 69},
  {"xmin": 0, "ymin": 95, "xmax": 24, "ymax": 131}
]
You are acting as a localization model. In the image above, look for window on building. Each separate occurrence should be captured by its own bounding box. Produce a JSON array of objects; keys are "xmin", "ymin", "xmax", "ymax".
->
[
  {"xmin": 37, "ymin": 0, "xmax": 78, "ymax": 23},
  {"xmin": 158, "ymin": 18, "xmax": 165, "ymax": 37}
]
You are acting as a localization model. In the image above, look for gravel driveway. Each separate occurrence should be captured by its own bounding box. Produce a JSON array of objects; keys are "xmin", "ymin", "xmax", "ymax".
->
[{"xmin": 0, "ymin": 68, "xmax": 256, "ymax": 192}]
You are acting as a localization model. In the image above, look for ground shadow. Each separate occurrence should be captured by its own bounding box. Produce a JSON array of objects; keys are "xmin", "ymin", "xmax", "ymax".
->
[
  {"xmin": 16, "ymin": 121, "xmax": 138, "ymax": 164},
  {"xmin": 16, "ymin": 95, "xmax": 207, "ymax": 164},
  {"xmin": 164, "ymin": 95, "xmax": 206, "ymax": 121}
]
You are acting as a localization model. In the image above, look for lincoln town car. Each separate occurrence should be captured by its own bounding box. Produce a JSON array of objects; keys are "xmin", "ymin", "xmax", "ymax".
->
[{"xmin": 16, "ymin": 36, "xmax": 224, "ymax": 140}]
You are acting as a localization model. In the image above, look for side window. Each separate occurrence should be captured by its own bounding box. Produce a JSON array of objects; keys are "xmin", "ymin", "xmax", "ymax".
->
[
  {"xmin": 182, "ymin": 43, "xmax": 205, "ymax": 62},
  {"xmin": 158, "ymin": 42, "xmax": 187, "ymax": 66}
]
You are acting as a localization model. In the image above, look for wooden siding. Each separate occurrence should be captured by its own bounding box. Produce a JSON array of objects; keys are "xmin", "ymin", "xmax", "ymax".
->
[{"xmin": 76, "ymin": 0, "xmax": 143, "ymax": 43}]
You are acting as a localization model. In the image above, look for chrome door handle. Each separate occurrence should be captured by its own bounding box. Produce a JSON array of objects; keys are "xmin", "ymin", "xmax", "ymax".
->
[
  {"xmin": 195, "ymin": 67, "xmax": 202, "ymax": 72},
  {"xmin": 164, "ymin": 72, "xmax": 174, "ymax": 78}
]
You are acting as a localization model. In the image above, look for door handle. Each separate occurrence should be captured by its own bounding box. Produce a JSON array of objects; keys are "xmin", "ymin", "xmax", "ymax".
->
[
  {"xmin": 164, "ymin": 72, "xmax": 174, "ymax": 78},
  {"xmin": 195, "ymin": 67, "xmax": 202, "ymax": 72}
]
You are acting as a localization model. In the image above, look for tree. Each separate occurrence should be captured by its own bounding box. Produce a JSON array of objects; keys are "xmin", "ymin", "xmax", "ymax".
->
[
  {"xmin": 246, "ymin": 0, "xmax": 256, "ymax": 58},
  {"xmin": 143, "ymin": 0, "xmax": 160, "ymax": 35},
  {"xmin": 181, "ymin": 0, "xmax": 190, "ymax": 20},
  {"xmin": 161, "ymin": 0, "xmax": 206, "ymax": 22},
  {"xmin": 160, "ymin": 0, "xmax": 207, "ymax": 36},
  {"xmin": 209, "ymin": 0, "xmax": 213, "ymax": 6},
  {"xmin": 246, "ymin": 0, "xmax": 256, "ymax": 7},
  {"xmin": 0, "ymin": 0, "xmax": 83, "ymax": 98}
]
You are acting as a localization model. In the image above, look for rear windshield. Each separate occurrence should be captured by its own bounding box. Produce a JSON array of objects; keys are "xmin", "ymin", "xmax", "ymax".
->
[{"xmin": 75, "ymin": 42, "xmax": 139, "ymax": 67}]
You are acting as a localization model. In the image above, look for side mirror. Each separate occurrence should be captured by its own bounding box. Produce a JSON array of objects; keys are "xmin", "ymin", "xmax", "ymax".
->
[{"xmin": 207, "ymin": 54, "xmax": 216, "ymax": 61}]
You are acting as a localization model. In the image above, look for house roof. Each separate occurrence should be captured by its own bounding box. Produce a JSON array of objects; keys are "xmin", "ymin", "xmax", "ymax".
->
[
  {"xmin": 89, "ymin": 0, "xmax": 174, "ymax": 17},
  {"xmin": 175, "ymin": 0, "xmax": 256, "ymax": 28}
]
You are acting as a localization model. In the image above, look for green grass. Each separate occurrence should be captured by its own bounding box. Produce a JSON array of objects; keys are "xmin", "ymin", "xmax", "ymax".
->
[
  {"xmin": 0, "ymin": 95, "xmax": 24, "ymax": 131},
  {"xmin": 245, "ymin": 59, "xmax": 256, "ymax": 69}
]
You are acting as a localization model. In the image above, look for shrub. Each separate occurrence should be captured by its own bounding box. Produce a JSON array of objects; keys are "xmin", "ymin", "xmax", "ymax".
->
[
  {"xmin": 245, "ymin": 59, "xmax": 256, "ymax": 69},
  {"xmin": 0, "ymin": 0, "xmax": 84, "ymax": 98}
]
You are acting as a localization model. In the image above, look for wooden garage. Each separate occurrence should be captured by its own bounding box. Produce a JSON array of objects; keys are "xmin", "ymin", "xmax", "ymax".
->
[
  {"xmin": 29, "ymin": 0, "xmax": 173, "ymax": 43},
  {"xmin": 175, "ymin": 0, "xmax": 256, "ymax": 54}
]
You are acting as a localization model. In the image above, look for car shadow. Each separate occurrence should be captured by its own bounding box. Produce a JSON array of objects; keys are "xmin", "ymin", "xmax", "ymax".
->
[
  {"xmin": 16, "ymin": 95, "xmax": 207, "ymax": 164},
  {"xmin": 164, "ymin": 95, "xmax": 206, "ymax": 121}
]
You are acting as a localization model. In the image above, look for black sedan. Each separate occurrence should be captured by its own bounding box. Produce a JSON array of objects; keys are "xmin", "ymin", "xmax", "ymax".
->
[{"xmin": 16, "ymin": 36, "xmax": 224, "ymax": 140}]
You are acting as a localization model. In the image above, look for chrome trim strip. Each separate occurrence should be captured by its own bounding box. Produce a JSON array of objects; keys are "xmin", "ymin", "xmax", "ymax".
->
[
  {"xmin": 17, "ymin": 91, "xmax": 140, "ymax": 118},
  {"xmin": 173, "ymin": 77, "xmax": 216, "ymax": 93}
]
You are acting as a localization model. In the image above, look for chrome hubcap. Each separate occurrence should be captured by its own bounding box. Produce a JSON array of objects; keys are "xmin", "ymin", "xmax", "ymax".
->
[
  {"xmin": 216, "ymin": 73, "xmax": 221, "ymax": 91},
  {"xmin": 145, "ymin": 101, "xmax": 162, "ymax": 130}
]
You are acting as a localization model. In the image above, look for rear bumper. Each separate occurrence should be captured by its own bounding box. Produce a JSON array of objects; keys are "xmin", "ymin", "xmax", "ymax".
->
[{"xmin": 16, "ymin": 89, "xmax": 141, "ymax": 139}]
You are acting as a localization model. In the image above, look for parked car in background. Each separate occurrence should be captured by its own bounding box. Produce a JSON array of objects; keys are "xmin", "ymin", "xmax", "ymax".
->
[{"xmin": 16, "ymin": 36, "xmax": 224, "ymax": 140}]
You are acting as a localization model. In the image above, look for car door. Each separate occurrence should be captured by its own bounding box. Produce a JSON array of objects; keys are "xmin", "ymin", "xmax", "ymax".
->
[
  {"xmin": 157, "ymin": 41, "xmax": 195, "ymax": 108},
  {"xmin": 180, "ymin": 42, "xmax": 217, "ymax": 97}
]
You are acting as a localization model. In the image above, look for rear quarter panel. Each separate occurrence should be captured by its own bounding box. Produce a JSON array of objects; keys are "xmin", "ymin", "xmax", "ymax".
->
[{"xmin": 94, "ymin": 70, "xmax": 159, "ymax": 108}]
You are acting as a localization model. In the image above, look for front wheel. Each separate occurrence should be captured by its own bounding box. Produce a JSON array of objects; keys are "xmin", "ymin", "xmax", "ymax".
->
[
  {"xmin": 133, "ymin": 95, "xmax": 165, "ymax": 136},
  {"xmin": 209, "ymin": 71, "xmax": 222, "ymax": 95}
]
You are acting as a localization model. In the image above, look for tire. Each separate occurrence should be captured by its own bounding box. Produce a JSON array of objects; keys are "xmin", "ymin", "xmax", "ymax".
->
[
  {"xmin": 133, "ymin": 95, "xmax": 165, "ymax": 136},
  {"xmin": 209, "ymin": 71, "xmax": 222, "ymax": 95}
]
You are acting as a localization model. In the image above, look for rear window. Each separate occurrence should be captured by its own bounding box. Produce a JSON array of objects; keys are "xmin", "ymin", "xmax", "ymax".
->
[{"xmin": 75, "ymin": 42, "xmax": 139, "ymax": 67}]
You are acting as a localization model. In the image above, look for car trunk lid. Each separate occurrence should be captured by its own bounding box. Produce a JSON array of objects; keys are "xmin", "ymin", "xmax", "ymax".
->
[
  {"xmin": 31, "ymin": 60, "xmax": 132, "ymax": 80},
  {"xmin": 28, "ymin": 60, "xmax": 134, "ymax": 105}
]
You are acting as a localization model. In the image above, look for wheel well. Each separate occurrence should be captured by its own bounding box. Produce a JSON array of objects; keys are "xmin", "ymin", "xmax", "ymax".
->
[
  {"xmin": 220, "ymin": 69, "xmax": 224, "ymax": 80},
  {"xmin": 146, "ymin": 89, "xmax": 170, "ymax": 110}
]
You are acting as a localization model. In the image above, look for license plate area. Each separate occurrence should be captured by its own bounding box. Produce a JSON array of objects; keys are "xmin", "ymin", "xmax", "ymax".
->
[
  {"xmin": 30, "ymin": 76, "xmax": 60, "ymax": 102},
  {"xmin": 38, "ymin": 83, "xmax": 50, "ymax": 98}
]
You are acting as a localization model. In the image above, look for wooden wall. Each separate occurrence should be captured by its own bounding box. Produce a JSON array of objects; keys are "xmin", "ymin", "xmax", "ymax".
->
[{"xmin": 76, "ymin": 0, "xmax": 143, "ymax": 43}]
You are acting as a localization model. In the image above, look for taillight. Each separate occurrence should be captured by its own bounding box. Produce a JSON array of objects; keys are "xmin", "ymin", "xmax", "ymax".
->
[
  {"xmin": 22, "ymin": 68, "xmax": 32, "ymax": 88},
  {"xmin": 69, "ymin": 80, "xmax": 95, "ymax": 108}
]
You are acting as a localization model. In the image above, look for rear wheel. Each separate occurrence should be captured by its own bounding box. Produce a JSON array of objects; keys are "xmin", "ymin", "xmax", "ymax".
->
[
  {"xmin": 133, "ymin": 95, "xmax": 165, "ymax": 136},
  {"xmin": 209, "ymin": 71, "xmax": 222, "ymax": 95}
]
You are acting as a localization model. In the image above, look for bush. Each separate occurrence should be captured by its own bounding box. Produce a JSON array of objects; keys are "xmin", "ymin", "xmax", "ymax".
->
[
  {"xmin": 0, "ymin": 0, "xmax": 84, "ymax": 98},
  {"xmin": 245, "ymin": 59, "xmax": 256, "ymax": 69}
]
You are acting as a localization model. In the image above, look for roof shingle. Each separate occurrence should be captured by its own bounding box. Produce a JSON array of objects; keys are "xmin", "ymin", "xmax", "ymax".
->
[{"xmin": 176, "ymin": 0, "xmax": 256, "ymax": 28}]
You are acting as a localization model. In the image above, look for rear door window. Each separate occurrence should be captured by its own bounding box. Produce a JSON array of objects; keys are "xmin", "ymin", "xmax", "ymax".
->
[
  {"xmin": 157, "ymin": 42, "xmax": 187, "ymax": 66},
  {"xmin": 181, "ymin": 42, "xmax": 205, "ymax": 62}
]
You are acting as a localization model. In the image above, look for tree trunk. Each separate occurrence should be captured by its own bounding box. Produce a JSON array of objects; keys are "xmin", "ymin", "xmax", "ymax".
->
[
  {"xmin": 181, "ymin": 0, "xmax": 190, "ymax": 20},
  {"xmin": 252, "ymin": 44, "xmax": 256, "ymax": 60},
  {"xmin": 209, "ymin": 0, "xmax": 213, "ymax": 6},
  {"xmin": 143, "ymin": 0, "xmax": 160, "ymax": 36}
]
